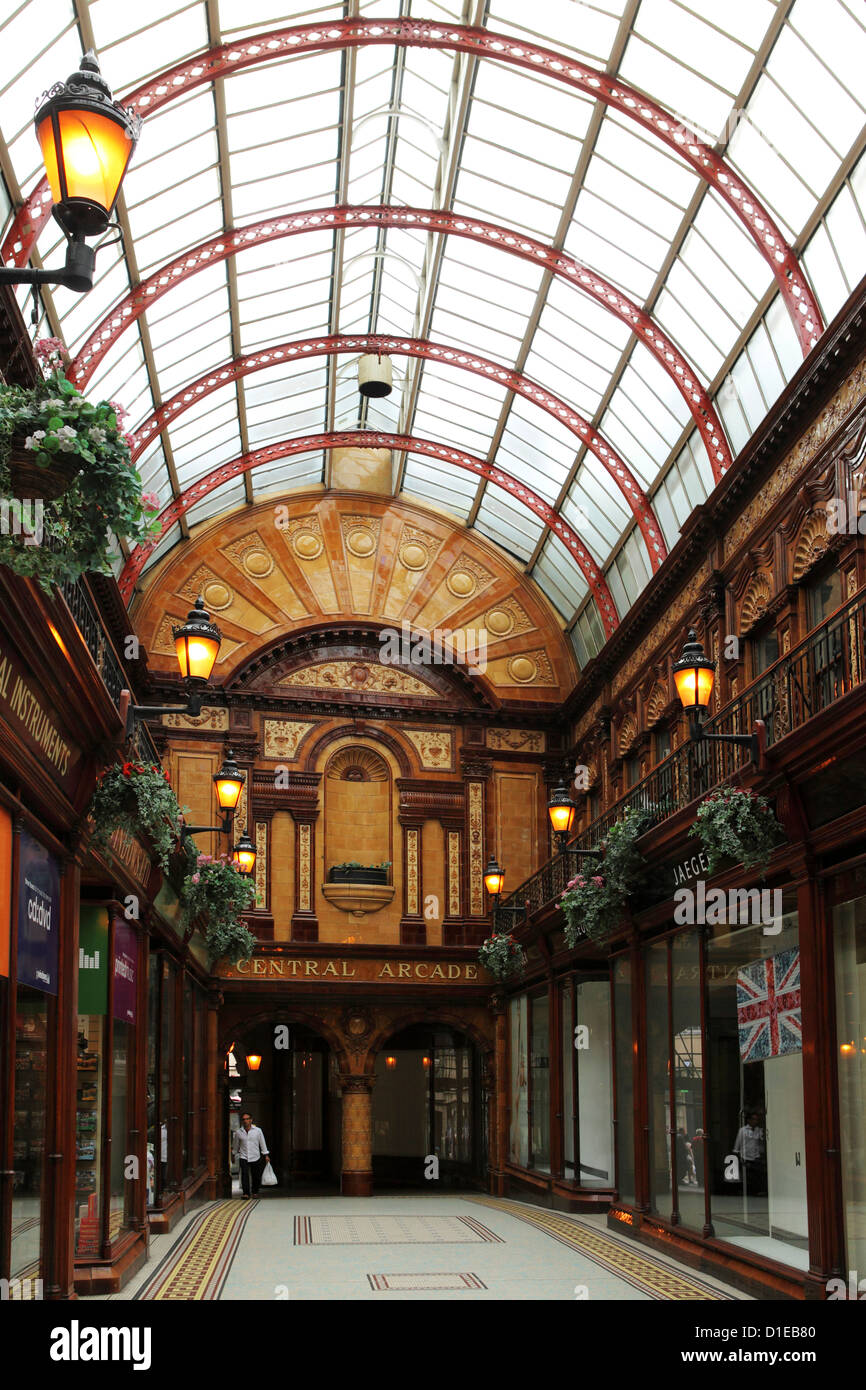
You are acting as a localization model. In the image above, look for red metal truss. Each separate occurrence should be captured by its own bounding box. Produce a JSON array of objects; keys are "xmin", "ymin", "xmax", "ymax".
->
[
  {"xmin": 70, "ymin": 204, "xmax": 732, "ymax": 482},
  {"xmin": 126, "ymin": 334, "xmax": 667, "ymax": 570},
  {"xmin": 3, "ymin": 19, "xmax": 822, "ymax": 353},
  {"xmin": 118, "ymin": 430, "xmax": 620, "ymax": 635}
]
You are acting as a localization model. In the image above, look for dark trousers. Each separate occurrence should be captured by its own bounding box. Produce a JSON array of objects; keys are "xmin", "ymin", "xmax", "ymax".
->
[{"xmin": 240, "ymin": 1156, "xmax": 265, "ymax": 1195}]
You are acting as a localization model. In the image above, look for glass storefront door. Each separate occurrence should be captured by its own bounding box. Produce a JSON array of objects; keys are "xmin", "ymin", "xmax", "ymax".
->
[
  {"xmin": 707, "ymin": 908, "xmax": 808, "ymax": 1269},
  {"xmin": 833, "ymin": 895, "xmax": 866, "ymax": 1278}
]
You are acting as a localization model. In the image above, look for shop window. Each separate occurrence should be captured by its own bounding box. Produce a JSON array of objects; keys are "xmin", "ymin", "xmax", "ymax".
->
[
  {"xmin": 646, "ymin": 941, "xmax": 671, "ymax": 1216},
  {"xmin": 160, "ymin": 962, "xmax": 176, "ymax": 1191},
  {"xmin": 672, "ymin": 933, "xmax": 705, "ymax": 1232},
  {"xmin": 529, "ymin": 994, "xmax": 550, "ymax": 1172},
  {"xmin": 183, "ymin": 979, "xmax": 193, "ymax": 1176},
  {"xmin": 74, "ymin": 1015, "xmax": 103, "ymax": 1256},
  {"xmin": 509, "ymin": 996, "xmax": 529, "ymax": 1167},
  {"xmin": 146, "ymin": 961, "xmax": 159, "ymax": 1207},
  {"xmin": 706, "ymin": 906, "xmax": 808, "ymax": 1270},
  {"xmin": 12, "ymin": 986, "xmax": 49, "ymax": 1279},
  {"xmin": 832, "ymin": 896, "xmax": 866, "ymax": 1278},
  {"xmin": 613, "ymin": 955, "xmax": 635, "ymax": 1205},
  {"xmin": 562, "ymin": 977, "xmax": 614, "ymax": 1187},
  {"xmin": 109, "ymin": 1021, "xmax": 132, "ymax": 1240},
  {"xmin": 805, "ymin": 566, "xmax": 842, "ymax": 631}
]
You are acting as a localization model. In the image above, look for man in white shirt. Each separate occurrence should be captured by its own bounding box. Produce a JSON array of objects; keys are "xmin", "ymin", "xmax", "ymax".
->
[
  {"xmin": 233, "ymin": 1112, "xmax": 270, "ymax": 1198},
  {"xmin": 733, "ymin": 1112, "xmax": 767, "ymax": 1195}
]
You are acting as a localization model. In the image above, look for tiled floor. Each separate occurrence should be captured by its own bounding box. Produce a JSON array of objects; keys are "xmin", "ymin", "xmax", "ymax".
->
[{"xmin": 96, "ymin": 1195, "xmax": 754, "ymax": 1302}]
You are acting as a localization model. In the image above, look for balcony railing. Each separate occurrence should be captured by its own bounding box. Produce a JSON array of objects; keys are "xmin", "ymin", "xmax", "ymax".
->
[
  {"xmin": 501, "ymin": 587, "xmax": 866, "ymax": 917},
  {"xmin": 58, "ymin": 577, "xmax": 160, "ymax": 767}
]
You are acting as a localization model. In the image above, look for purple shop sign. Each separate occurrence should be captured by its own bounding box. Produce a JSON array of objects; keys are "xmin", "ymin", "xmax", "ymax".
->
[
  {"xmin": 16, "ymin": 828, "xmax": 61, "ymax": 995},
  {"xmin": 112, "ymin": 918, "xmax": 138, "ymax": 1024}
]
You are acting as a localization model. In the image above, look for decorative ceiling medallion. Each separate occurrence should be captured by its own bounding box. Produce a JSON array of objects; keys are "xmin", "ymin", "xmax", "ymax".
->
[
  {"xmin": 243, "ymin": 548, "xmax": 274, "ymax": 577},
  {"xmin": 447, "ymin": 568, "xmax": 476, "ymax": 597},
  {"xmin": 400, "ymin": 541, "xmax": 428, "ymax": 570},
  {"xmin": 507, "ymin": 655, "xmax": 538, "ymax": 684},
  {"xmin": 203, "ymin": 580, "xmax": 232, "ymax": 611},
  {"xmin": 346, "ymin": 526, "xmax": 377, "ymax": 558},
  {"xmin": 485, "ymin": 607, "xmax": 514, "ymax": 636},
  {"xmin": 293, "ymin": 530, "xmax": 324, "ymax": 559}
]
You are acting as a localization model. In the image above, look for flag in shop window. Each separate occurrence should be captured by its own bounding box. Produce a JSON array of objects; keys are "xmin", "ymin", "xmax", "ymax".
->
[{"xmin": 736, "ymin": 948, "xmax": 801, "ymax": 1063}]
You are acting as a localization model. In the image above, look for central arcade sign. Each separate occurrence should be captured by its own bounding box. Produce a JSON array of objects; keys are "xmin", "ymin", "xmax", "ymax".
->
[{"xmin": 217, "ymin": 952, "xmax": 483, "ymax": 984}]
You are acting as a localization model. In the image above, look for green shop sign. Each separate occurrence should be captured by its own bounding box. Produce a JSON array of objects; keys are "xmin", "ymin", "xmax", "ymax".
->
[{"xmin": 78, "ymin": 905, "xmax": 109, "ymax": 1014}]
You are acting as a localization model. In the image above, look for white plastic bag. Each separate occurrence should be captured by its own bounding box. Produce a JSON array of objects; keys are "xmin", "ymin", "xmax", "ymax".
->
[{"xmin": 261, "ymin": 1160, "xmax": 278, "ymax": 1188}]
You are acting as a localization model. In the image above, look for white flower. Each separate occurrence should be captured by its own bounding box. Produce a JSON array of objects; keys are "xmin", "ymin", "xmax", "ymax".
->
[
  {"xmin": 24, "ymin": 431, "xmax": 46, "ymax": 450},
  {"xmin": 88, "ymin": 426, "xmax": 106, "ymax": 444},
  {"xmin": 57, "ymin": 424, "xmax": 77, "ymax": 439},
  {"xmin": 57, "ymin": 438, "xmax": 78, "ymax": 452},
  {"xmin": 44, "ymin": 398, "xmax": 65, "ymax": 410}
]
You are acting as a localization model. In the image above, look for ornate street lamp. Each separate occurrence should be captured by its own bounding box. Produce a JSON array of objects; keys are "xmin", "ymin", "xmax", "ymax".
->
[
  {"xmin": 0, "ymin": 52, "xmax": 140, "ymax": 293},
  {"xmin": 180, "ymin": 750, "xmax": 246, "ymax": 845},
  {"xmin": 673, "ymin": 629, "xmax": 764, "ymax": 763},
  {"xmin": 244, "ymin": 1054, "xmax": 262, "ymax": 1073},
  {"xmin": 547, "ymin": 783, "xmax": 576, "ymax": 853},
  {"xmin": 232, "ymin": 832, "xmax": 257, "ymax": 877},
  {"xmin": 484, "ymin": 855, "xmax": 525, "ymax": 926},
  {"xmin": 123, "ymin": 597, "xmax": 222, "ymax": 739}
]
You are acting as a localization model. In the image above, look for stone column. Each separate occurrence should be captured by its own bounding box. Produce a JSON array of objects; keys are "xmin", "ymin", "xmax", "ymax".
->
[{"xmin": 339, "ymin": 1074, "xmax": 374, "ymax": 1196}]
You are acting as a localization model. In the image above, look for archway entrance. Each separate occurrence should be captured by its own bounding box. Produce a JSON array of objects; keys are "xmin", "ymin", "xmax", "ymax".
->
[
  {"xmin": 372, "ymin": 1025, "xmax": 485, "ymax": 1190},
  {"xmin": 227, "ymin": 1022, "xmax": 341, "ymax": 1192}
]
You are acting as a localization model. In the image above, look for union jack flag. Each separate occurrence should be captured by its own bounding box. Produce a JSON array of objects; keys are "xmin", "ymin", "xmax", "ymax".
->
[{"xmin": 736, "ymin": 948, "xmax": 802, "ymax": 1063}]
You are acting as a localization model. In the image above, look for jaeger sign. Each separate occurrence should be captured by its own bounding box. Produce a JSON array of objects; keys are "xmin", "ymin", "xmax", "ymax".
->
[{"xmin": 216, "ymin": 952, "xmax": 484, "ymax": 984}]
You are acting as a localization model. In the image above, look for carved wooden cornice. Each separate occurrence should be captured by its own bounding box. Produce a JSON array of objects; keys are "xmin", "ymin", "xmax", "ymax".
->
[
  {"xmin": 396, "ymin": 778, "xmax": 465, "ymax": 825},
  {"xmin": 251, "ymin": 768, "xmax": 320, "ymax": 816}
]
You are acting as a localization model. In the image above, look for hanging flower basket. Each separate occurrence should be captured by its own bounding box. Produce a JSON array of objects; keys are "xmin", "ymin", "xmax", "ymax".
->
[
  {"xmin": 87, "ymin": 761, "xmax": 184, "ymax": 871},
  {"xmin": 6, "ymin": 437, "xmax": 82, "ymax": 502},
  {"xmin": 181, "ymin": 850, "xmax": 257, "ymax": 964},
  {"xmin": 478, "ymin": 931, "xmax": 525, "ymax": 982},
  {"xmin": 0, "ymin": 338, "xmax": 161, "ymax": 590},
  {"xmin": 689, "ymin": 785, "xmax": 784, "ymax": 877},
  {"xmin": 559, "ymin": 806, "xmax": 653, "ymax": 947}
]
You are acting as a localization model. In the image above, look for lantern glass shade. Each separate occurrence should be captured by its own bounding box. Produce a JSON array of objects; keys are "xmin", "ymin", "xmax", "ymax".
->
[
  {"xmin": 673, "ymin": 630, "xmax": 715, "ymax": 710},
  {"xmin": 214, "ymin": 751, "xmax": 245, "ymax": 811},
  {"xmin": 34, "ymin": 53, "xmax": 140, "ymax": 238},
  {"xmin": 173, "ymin": 597, "xmax": 221, "ymax": 683},
  {"xmin": 484, "ymin": 856, "xmax": 505, "ymax": 897},
  {"xmin": 547, "ymin": 785, "xmax": 576, "ymax": 836},
  {"xmin": 245, "ymin": 1054, "xmax": 262, "ymax": 1072},
  {"xmin": 232, "ymin": 832, "xmax": 256, "ymax": 876},
  {"xmin": 385, "ymin": 1055, "xmax": 397, "ymax": 1070}
]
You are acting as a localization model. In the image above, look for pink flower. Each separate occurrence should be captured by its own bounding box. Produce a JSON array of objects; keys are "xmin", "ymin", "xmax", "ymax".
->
[
  {"xmin": 591, "ymin": 875, "xmax": 604, "ymax": 886},
  {"xmin": 110, "ymin": 400, "xmax": 129, "ymax": 425},
  {"xmin": 141, "ymin": 491, "xmax": 160, "ymax": 510},
  {"xmin": 191, "ymin": 873, "xmax": 200, "ymax": 884},
  {"xmin": 35, "ymin": 336, "xmax": 66, "ymax": 360}
]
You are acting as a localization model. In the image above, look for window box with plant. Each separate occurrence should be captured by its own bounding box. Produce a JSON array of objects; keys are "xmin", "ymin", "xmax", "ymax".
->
[
  {"xmin": 328, "ymin": 860, "xmax": 391, "ymax": 885},
  {"xmin": 0, "ymin": 338, "xmax": 160, "ymax": 590}
]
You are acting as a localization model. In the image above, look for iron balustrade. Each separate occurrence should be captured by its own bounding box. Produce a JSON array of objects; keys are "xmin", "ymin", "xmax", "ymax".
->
[{"xmin": 499, "ymin": 587, "xmax": 866, "ymax": 921}]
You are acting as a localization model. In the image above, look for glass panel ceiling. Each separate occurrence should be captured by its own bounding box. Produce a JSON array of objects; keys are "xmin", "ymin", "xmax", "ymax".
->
[{"xmin": 1, "ymin": 0, "xmax": 864, "ymax": 622}]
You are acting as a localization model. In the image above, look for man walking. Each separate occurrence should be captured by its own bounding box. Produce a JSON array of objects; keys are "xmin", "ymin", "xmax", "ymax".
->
[{"xmin": 233, "ymin": 1112, "xmax": 270, "ymax": 1198}]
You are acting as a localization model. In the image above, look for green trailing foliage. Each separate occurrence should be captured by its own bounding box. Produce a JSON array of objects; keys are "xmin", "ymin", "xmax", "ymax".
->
[
  {"xmin": 181, "ymin": 849, "xmax": 257, "ymax": 965},
  {"xmin": 689, "ymin": 784, "xmax": 784, "ymax": 877},
  {"xmin": 88, "ymin": 760, "xmax": 183, "ymax": 872},
  {"xmin": 478, "ymin": 930, "xmax": 525, "ymax": 982},
  {"xmin": 559, "ymin": 806, "xmax": 654, "ymax": 947}
]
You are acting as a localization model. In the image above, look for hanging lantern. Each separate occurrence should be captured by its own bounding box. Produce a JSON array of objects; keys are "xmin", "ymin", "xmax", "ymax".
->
[
  {"xmin": 547, "ymin": 784, "xmax": 576, "ymax": 839},
  {"xmin": 673, "ymin": 629, "xmax": 715, "ymax": 712},
  {"xmin": 214, "ymin": 749, "xmax": 245, "ymax": 812},
  {"xmin": 385, "ymin": 1054, "xmax": 397, "ymax": 1070},
  {"xmin": 232, "ymin": 832, "xmax": 256, "ymax": 876},
  {"xmin": 358, "ymin": 353, "xmax": 393, "ymax": 398},
  {"xmin": 35, "ymin": 51, "xmax": 141, "ymax": 239},
  {"xmin": 483, "ymin": 855, "xmax": 505, "ymax": 898},
  {"xmin": 173, "ymin": 597, "xmax": 222, "ymax": 684},
  {"xmin": 245, "ymin": 1054, "xmax": 262, "ymax": 1072}
]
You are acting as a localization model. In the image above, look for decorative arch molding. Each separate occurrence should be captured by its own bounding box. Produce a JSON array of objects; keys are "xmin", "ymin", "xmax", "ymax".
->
[
  {"xmin": 70, "ymin": 205, "xmax": 732, "ymax": 481},
  {"xmin": 364, "ymin": 1007, "xmax": 494, "ymax": 1077},
  {"xmin": 792, "ymin": 511, "xmax": 830, "ymax": 582},
  {"xmin": 740, "ymin": 572, "xmax": 773, "ymax": 632},
  {"xmin": 326, "ymin": 747, "xmax": 390, "ymax": 782},
  {"xmin": 302, "ymin": 722, "xmax": 414, "ymax": 780},
  {"xmin": 645, "ymin": 681, "xmax": 668, "ymax": 726},
  {"xmin": 6, "ymin": 20, "xmax": 821, "ymax": 352},
  {"xmin": 219, "ymin": 1007, "xmax": 350, "ymax": 1072},
  {"xmin": 118, "ymin": 430, "xmax": 620, "ymax": 636},
  {"xmin": 617, "ymin": 712, "xmax": 638, "ymax": 756},
  {"xmin": 226, "ymin": 623, "xmax": 490, "ymax": 710},
  {"xmin": 126, "ymin": 334, "xmax": 665, "ymax": 567}
]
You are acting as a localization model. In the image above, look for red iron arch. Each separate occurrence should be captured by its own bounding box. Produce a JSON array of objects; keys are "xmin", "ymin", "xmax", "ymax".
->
[
  {"xmin": 118, "ymin": 429, "xmax": 620, "ymax": 636},
  {"xmin": 4, "ymin": 19, "xmax": 821, "ymax": 353},
  {"xmin": 127, "ymin": 333, "xmax": 667, "ymax": 567}
]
